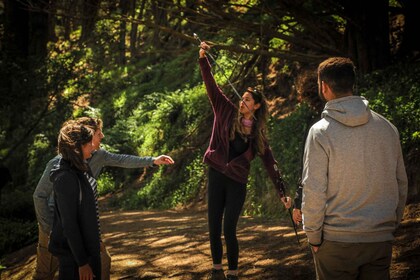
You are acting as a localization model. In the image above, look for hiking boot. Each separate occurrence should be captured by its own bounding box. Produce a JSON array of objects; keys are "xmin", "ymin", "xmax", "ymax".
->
[
  {"xmin": 226, "ymin": 275, "xmax": 239, "ymax": 280},
  {"xmin": 207, "ymin": 269, "xmax": 226, "ymax": 280}
]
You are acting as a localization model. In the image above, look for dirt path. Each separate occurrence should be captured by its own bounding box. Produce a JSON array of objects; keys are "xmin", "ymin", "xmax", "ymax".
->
[{"xmin": 2, "ymin": 202, "xmax": 419, "ymax": 280}]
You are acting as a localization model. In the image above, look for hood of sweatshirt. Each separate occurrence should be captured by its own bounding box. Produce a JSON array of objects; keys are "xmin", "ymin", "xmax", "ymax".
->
[{"xmin": 322, "ymin": 96, "xmax": 371, "ymax": 127}]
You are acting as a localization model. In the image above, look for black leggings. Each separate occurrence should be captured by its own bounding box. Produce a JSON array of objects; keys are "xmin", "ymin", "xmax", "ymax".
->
[{"xmin": 207, "ymin": 167, "xmax": 247, "ymax": 270}]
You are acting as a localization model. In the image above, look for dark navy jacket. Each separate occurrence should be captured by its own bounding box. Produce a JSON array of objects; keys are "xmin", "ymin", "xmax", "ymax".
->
[
  {"xmin": 199, "ymin": 57, "xmax": 286, "ymax": 197},
  {"xmin": 48, "ymin": 158, "xmax": 101, "ymax": 266}
]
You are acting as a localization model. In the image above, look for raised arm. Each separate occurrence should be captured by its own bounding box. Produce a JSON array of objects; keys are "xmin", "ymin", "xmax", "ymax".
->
[{"xmin": 199, "ymin": 42, "xmax": 235, "ymax": 113}]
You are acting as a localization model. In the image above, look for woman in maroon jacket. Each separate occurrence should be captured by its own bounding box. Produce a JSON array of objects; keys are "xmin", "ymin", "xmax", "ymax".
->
[{"xmin": 199, "ymin": 42, "xmax": 291, "ymax": 280}]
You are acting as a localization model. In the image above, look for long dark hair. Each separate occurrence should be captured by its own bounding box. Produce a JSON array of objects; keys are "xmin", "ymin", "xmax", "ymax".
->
[
  {"xmin": 230, "ymin": 87, "xmax": 268, "ymax": 155},
  {"xmin": 58, "ymin": 121, "xmax": 94, "ymax": 172}
]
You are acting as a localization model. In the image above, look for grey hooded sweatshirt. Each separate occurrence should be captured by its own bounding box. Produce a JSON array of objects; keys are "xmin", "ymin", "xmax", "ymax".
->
[{"xmin": 301, "ymin": 96, "xmax": 408, "ymax": 245}]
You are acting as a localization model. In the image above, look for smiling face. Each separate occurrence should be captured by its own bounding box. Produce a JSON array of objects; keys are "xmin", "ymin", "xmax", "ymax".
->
[
  {"xmin": 240, "ymin": 92, "xmax": 260, "ymax": 117},
  {"xmin": 81, "ymin": 141, "xmax": 94, "ymax": 160},
  {"xmin": 92, "ymin": 128, "xmax": 104, "ymax": 150}
]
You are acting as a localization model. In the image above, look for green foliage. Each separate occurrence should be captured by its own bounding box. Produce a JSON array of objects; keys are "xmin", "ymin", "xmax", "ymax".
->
[
  {"xmin": 97, "ymin": 172, "xmax": 116, "ymax": 195},
  {"xmin": 0, "ymin": 190, "xmax": 36, "ymax": 220},
  {"xmin": 170, "ymin": 154, "xmax": 206, "ymax": 207},
  {"xmin": 0, "ymin": 218, "xmax": 37, "ymax": 257},
  {"xmin": 244, "ymin": 158, "xmax": 281, "ymax": 217},
  {"xmin": 121, "ymin": 167, "xmax": 173, "ymax": 210},
  {"xmin": 268, "ymin": 103, "xmax": 319, "ymax": 190},
  {"xmin": 244, "ymin": 103, "xmax": 318, "ymax": 217},
  {"xmin": 27, "ymin": 134, "xmax": 54, "ymax": 187},
  {"xmin": 0, "ymin": 190, "xmax": 37, "ymax": 257},
  {"xmin": 359, "ymin": 62, "xmax": 420, "ymax": 160},
  {"xmin": 2, "ymin": 0, "xmax": 419, "ymax": 259}
]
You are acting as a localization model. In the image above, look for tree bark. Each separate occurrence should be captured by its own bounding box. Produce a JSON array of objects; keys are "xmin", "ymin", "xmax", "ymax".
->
[
  {"xmin": 3, "ymin": 0, "xmax": 29, "ymax": 58},
  {"xmin": 342, "ymin": 0, "xmax": 390, "ymax": 73},
  {"xmin": 118, "ymin": 0, "xmax": 131, "ymax": 65},
  {"xmin": 129, "ymin": 0, "xmax": 138, "ymax": 60},
  {"xmin": 399, "ymin": 0, "xmax": 420, "ymax": 59},
  {"xmin": 80, "ymin": 0, "xmax": 101, "ymax": 44}
]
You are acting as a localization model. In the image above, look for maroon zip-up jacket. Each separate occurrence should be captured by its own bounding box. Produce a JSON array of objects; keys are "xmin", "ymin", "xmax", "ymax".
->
[{"xmin": 199, "ymin": 57, "xmax": 286, "ymax": 198}]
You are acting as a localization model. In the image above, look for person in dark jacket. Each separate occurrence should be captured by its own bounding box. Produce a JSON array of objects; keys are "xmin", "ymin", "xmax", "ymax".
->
[
  {"xmin": 49, "ymin": 120, "xmax": 101, "ymax": 280},
  {"xmin": 199, "ymin": 42, "xmax": 291, "ymax": 280},
  {"xmin": 33, "ymin": 116, "xmax": 174, "ymax": 280}
]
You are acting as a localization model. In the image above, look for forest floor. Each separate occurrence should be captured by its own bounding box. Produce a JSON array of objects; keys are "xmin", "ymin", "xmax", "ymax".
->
[{"xmin": 1, "ymin": 198, "xmax": 419, "ymax": 280}]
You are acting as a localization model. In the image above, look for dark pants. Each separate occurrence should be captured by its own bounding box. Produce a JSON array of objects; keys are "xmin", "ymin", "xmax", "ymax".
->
[
  {"xmin": 58, "ymin": 254, "xmax": 101, "ymax": 280},
  {"xmin": 312, "ymin": 240, "xmax": 393, "ymax": 280},
  {"xmin": 207, "ymin": 167, "xmax": 247, "ymax": 270}
]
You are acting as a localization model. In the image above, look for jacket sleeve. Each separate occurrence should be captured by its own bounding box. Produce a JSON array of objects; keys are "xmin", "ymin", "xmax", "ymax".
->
[
  {"xmin": 199, "ymin": 57, "xmax": 236, "ymax": 114},
  {"xmin": 33, "ymin": 157, "xmax": 60, "ymax": 233},
  {"xmin": 301, "ymin": 126, "xmax": 328, "ymax": 246},
  {"xmin": 88, "ymin": 148, "xmax": 155, "ymax": 178},
  {"xmin": 259, "ymin": 142, "xmax": 286, "ymax": 198},
  {"xmin": 98, "ymin": 149, "xmax": 155, "ymax": 168},
  {"xmin": 54, "ymin": 172, "xmax": 89, "ymax": 266}
]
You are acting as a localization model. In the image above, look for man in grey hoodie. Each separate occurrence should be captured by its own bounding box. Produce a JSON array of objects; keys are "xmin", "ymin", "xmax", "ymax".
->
[
  {"xmin": 32, "ymin": 117, "xmax": 174, "ymax": 280},
  {"xmin": 301, "ymin": 57, "xmax": 408, "ymax": 280}
]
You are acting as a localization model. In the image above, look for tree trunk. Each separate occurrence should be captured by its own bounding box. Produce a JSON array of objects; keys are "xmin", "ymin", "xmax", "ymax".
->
[
  {"xmin": 3, "ymin": 0, "xmax": 29, "ymax": 58},
  {"xmin": 342, "ymin": 0, "xmax": 390, "ymax": 73},
  {"xmin": 129, "ymin": 0, "xmax": 138, "ymax": 60},
  {"xmin": 118, "ymin": 0, "xmax": 131, "ymax": 65},
  {"xmin": 2, "ymin": 0, "xmax": 50, "ymax": 185},
  {"xmin": 399, "ymin": 0, "xmax": 420, "ymax": 59},
  {"xmin": 151, "ymin": 1, "xmax": 167, "ymax": 48},
  {"xmin": 80, "ymin": 0, "xmax": 101, "ymax": 44},
  {"xmin": 48, "ymin": 0, "xmax": 58, "ymax": 42},
  {"xmin": 28, "ymin": 1, "xmax": 49, "ymax": 59},
  {"xmin": 62, "ymin": 0, "xmax": 77, "ymax": 40}
]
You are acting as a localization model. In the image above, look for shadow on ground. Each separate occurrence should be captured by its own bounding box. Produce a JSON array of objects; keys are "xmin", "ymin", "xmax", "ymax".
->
[{"xmin": 1, "ymin": 201, "xmax": 419, "ymax": 280}]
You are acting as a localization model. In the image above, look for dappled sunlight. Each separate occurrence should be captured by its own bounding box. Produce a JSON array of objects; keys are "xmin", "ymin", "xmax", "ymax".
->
[
  {"xmin": 153, "ymin": 253, "xmax": 199, "ymax": 266},
  {"xmin": 254, "ymin": 258, "xmax": 278, "ymax": 266},
  {"xmin": 284, "ymin": 253, "xmax": 310, "ymax": 265},
  {"xmin": 238, "ymin": 234, "xmax": 258, "ymax": 241},
  {"xmin": 2, "ymin": 208, "xmax": 318, "ymax": 280},
  {"xmin": 11, "ymin": 204, "xmax": 418, "ymax": 279},
  {"xmin": 112, "ymin": 254, "xmax": 147, "ymax": 267},
  {"xmin": 151, "ymin": 235, "xmax": 188, "ymax": 246}
]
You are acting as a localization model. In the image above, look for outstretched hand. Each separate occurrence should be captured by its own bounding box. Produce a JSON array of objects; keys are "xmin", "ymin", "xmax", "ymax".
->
[
  {"xmin": 153, "ymin": 155, "xmax": 175, "ymax": 165},
  {"xmin": 281, "ymin": 196, "xmax": 292, "ymax": 209}
]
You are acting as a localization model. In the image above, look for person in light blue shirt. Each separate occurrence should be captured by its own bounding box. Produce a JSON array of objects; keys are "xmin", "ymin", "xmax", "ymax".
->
[{"xmin": 32, "ymin": 117, "xmax": 174, "ymax": 280}]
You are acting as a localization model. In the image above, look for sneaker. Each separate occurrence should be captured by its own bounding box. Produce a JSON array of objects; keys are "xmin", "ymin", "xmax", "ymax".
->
[
  {"xmin": 208, "ymin": 269, "xmax": 226, "ymax": 280},
  {"xmin": 226, "ymin": 275, "xmax": 239, "ymax": 280}
]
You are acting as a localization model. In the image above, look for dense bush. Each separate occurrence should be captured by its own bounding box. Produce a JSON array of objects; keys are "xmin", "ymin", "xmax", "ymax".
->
[
  {"xmin": 359, "ymin": 62, "xmax": 420, "ymax": 153},
  {"xmin": 360, "ymin": 62, "xmax": 420, "ymax": 198},
  {"xmin": 244, "ymin": 102, "xmax": 318, "ymax": 217},
  {"xmin": 0, "ymin": 218, "xmax": 37, "ymax": 258},
  {"xmin": 0, "ymin": 190, "xmax": 37, "ymax": 258}
]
